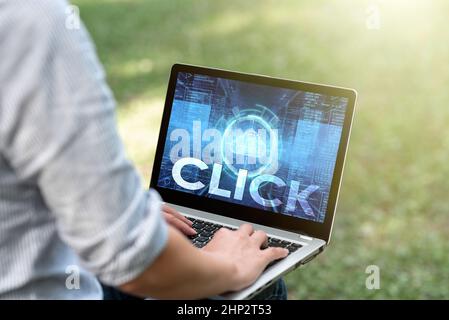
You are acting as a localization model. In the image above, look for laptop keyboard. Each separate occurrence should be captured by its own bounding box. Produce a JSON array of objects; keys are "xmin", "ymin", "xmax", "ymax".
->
[{"xmin": 187, "ymin": 217, "xmax": 303, "ymax": 267}]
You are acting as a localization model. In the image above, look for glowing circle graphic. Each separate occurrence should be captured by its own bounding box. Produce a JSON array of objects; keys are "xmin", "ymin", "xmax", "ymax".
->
[{"xmin": 219, "ymin": 108, "xmax": 280, "ymax": 178}]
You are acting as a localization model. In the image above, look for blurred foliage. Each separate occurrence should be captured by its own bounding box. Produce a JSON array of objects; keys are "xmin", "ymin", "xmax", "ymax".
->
[{"xmin": 73, "ymin": 0, "xmax": 449, "ymax": 299}]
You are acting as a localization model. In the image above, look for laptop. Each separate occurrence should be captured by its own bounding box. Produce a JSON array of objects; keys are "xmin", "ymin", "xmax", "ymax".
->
[{"xmin": 149, "ymin": 63, "xmax": 357, "ymax": 299}]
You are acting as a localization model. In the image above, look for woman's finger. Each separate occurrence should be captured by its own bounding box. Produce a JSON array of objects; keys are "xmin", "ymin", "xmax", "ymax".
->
[
  {"xmin": 162, "ymin": 204, "xmax": 193, "ymax": 226},
  {"xmin": 164, "ymin": 213, "xmax": 197, "ymax": 236}
]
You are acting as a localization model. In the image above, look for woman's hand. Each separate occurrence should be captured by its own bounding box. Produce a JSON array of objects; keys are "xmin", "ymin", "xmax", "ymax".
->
[{"xmin": 162, "ymin": 204, "xmax": 197, "ymax": 236}]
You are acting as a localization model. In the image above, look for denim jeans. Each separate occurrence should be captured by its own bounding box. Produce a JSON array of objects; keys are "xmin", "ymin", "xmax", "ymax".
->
[{"xmin": 101, "ymin": 278, "xmax": 288, "ymax": 300}]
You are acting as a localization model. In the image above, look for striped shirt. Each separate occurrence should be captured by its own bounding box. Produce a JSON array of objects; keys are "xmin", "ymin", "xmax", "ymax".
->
[{"xmin": 0, "ymin": 0, "xmax": 168, "ymax": 299}]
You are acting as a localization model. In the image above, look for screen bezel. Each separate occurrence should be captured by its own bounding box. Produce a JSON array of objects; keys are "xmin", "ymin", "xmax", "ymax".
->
[{"xmin": 150, "ymin": 63, "xmax": 357, "ymax": 242}]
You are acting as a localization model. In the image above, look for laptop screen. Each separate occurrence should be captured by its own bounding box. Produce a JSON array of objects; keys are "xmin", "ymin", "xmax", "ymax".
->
[{"xmin": 156, "ymin": 72, "xmax": 349, "ymax": 223}]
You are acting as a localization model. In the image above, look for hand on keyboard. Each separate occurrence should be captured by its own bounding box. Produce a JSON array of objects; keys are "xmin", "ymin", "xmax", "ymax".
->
[
  {"xmin": 162, "ymin": 205, "xmax": 197, "ymax": 236},
  {"xmin": 200, "ymin": 223, "xmax": 289, "ymax": 291},
  {"xmin": 187, "ymin": 217, "xmax": 302, "ymax": 254}
]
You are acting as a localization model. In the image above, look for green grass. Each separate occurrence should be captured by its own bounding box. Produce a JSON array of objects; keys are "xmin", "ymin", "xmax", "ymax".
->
[{"xmin": 73, "ymin": 0, "xmax": 449, "ymax": 299}]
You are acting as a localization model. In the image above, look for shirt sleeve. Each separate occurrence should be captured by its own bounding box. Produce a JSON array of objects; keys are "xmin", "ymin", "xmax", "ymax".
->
[{"xmin": 0, "ymin": 0, "xmax": 168, "ymax": 286}]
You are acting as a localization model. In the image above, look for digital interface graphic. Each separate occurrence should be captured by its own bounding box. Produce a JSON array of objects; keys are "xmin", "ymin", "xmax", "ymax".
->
[{"xmin": 157, "ymin": 72, "xmax": 348, "ymax": 223}]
